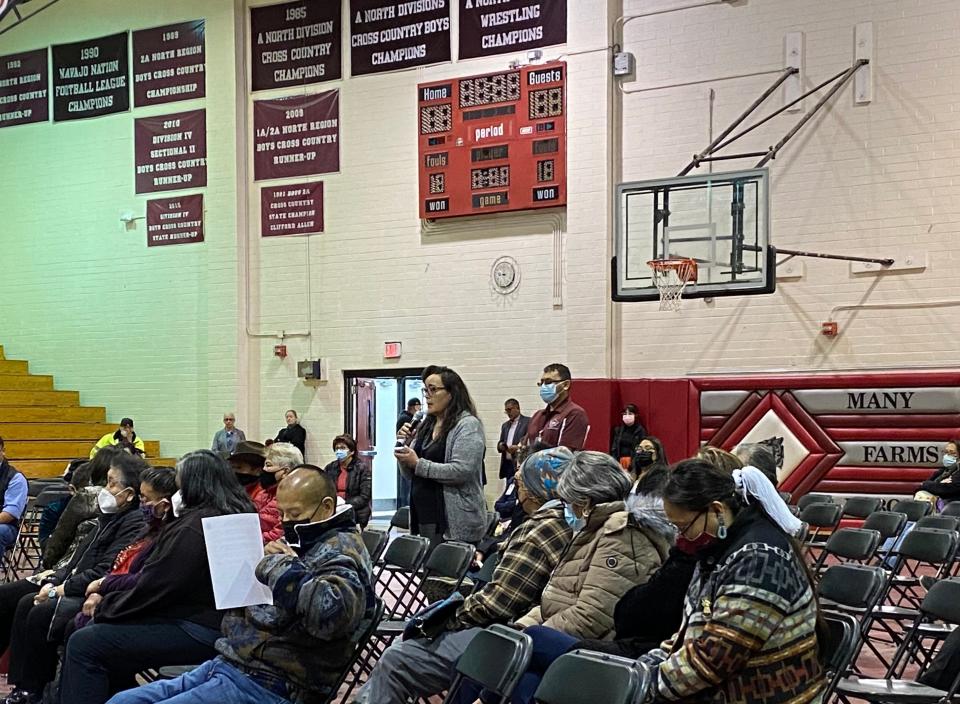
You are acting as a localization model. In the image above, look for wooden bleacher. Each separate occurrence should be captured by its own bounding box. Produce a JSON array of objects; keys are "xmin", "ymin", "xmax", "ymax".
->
[{"xmin": 0, "ymin": 345, "xmax": 174, "ymax": 477}]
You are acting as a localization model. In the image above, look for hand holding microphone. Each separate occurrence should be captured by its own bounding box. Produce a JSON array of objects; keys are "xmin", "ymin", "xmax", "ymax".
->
[{"xmin": 395, "ymin": 410, "xmax": 425, "ymax": 469}]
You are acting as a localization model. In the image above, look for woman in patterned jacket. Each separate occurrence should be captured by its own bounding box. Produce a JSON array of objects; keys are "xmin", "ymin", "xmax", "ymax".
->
[{"xmin": 645, "ymin": 459, "xmax": 824, "ymax": 704}]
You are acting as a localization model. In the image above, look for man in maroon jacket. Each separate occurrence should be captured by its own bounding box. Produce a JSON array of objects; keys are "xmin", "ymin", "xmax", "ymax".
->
[{"xmin": 525, "ymin": 363, "xmax": 590, "ymax": 451}]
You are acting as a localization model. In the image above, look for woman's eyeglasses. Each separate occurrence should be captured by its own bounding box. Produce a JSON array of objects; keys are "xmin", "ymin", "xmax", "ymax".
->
[{"xmin": 424, "ymin": 385, "xmax": 447, "ymax": 397}]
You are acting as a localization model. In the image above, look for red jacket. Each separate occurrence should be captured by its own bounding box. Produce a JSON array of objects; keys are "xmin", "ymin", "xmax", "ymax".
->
[{"xmin": 246, "ymin": 482, "xmax": 283, "ymax": 542}]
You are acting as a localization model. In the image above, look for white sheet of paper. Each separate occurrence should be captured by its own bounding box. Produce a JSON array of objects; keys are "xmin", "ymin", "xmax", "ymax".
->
[{"xmin": 202, "ymin": 513, "xmax": 274, "ymax": 610}]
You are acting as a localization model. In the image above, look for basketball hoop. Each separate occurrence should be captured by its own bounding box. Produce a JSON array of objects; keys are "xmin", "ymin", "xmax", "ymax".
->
[{"xmin": 647, "ymin": 258, "xmax": 698, "ymax": 312}]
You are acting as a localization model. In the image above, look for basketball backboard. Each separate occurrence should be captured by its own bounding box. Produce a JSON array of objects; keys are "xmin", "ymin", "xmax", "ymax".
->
[{"xmin": 613, "ymin": 169, "xmax": 775, "ymax": 302}]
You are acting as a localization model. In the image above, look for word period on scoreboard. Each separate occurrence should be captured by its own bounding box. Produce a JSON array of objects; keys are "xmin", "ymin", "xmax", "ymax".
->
[{"xmin": 417, "ymin": 62, "xmax": 567, "ymax": 219}]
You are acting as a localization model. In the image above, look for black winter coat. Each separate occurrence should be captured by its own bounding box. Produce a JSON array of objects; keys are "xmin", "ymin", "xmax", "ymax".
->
[
  {"xmin": 323, "ymin": 456, "xmax": 372, "ymax": 528},
  {"xmin": 52, "ymin": 507, "xmax": 145, "ymax": 597}
]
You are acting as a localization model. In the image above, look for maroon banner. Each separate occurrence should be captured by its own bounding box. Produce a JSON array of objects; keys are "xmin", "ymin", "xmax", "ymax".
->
[
  {"xmin": 251, "ymin": 0, "xmax": 341, "ymax": 91},
  {"xmin": 253, "ymin": 90, "xmax": 339, "ymax": 181},
  {"xmin": 135, "ymin": 109, "xmax": 207, "ymax": 194},
  {"xmin": 146, "ymin": 194, "xmax": 204, "ymax": 247},
  {"xmin": 52, "ymin": 32, "xmax": 129, "ymax": 121},
  {"xmin": 132, "ymin": 20, "xmax": 205, "ymax": 107},
  {"xmin": 0, "ymin": 48, "xmax": 48, "ymax": 128},
  {"xmin": 459, "ymin": 0, "xmax": 566, "ymax": 59},
  {"xmin": 349, "ymin": 0, "xmax": 450, "ymax": 76},
  {"xmin": 261, "ymin": 182, "xmax": 324, "ymax": 237}
]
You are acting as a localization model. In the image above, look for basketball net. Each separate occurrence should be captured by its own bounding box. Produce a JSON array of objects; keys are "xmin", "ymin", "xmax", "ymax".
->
[{"xmin": 648, "ymin": 258, "xmax": 698, "ymax": 312}]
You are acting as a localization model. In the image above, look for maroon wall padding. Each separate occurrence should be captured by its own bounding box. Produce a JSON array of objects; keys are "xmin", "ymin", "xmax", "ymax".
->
[{"xmin": 570, "ymin": 369, "xmax": 960, "ymax": 500}]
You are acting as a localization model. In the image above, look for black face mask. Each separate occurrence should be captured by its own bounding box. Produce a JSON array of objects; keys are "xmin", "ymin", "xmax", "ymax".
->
[
  {"xmin": 235, "ymin": 472, "xmax": 259, "ymax": 487},
  {"xmin": 260, "ymin": 471, "xmax": 277, "ymax": 489},
  {"xmin": 282, "ymin": 503, "xmax": 326, "ymax": 545},
  {"xmin": 634, "ymin": 450, "xmax": 654, "ymax": 467}
]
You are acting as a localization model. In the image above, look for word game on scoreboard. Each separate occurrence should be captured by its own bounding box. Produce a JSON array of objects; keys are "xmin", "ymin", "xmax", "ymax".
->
[{"xmin": 417, "ymin": 61, "xmax": 567, "ymax": 219}]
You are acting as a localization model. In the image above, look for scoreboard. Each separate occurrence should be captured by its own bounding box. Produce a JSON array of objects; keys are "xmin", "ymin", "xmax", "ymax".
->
[{"xmin": 417, "ymin": 62, "xmax": 567, "ymax": 220}]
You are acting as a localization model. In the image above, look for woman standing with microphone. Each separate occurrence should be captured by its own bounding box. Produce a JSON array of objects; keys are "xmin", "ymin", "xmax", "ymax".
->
[{"xmin": 395, "ymin": 365, "xmax": 487, "ymax": 549}]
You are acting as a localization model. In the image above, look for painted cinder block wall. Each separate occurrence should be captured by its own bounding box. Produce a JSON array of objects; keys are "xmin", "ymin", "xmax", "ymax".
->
[{"xmin": 1, "ymin": 0, "xmax": 958, "ymax": 480}]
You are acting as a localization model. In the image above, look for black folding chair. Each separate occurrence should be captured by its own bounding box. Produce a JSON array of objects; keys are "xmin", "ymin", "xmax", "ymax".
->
[
  {"xmin": 374, "ymin": 534, "xmax": 431, "ymax": 621},
  {"xmin": 915, "ymin": 514, "xmax": 960, "ymax": 532},
  {"xmin": 864, "ymin": 510, "xmax": 908, "ymax": 564},
  {"xmin": 361, "ymin": 528, "xmax": 389, "ymax": 564},
  {"xmin": 327, "ymin": 598, "xmax": 385, "ymax": 703},
  {"xmin": 835, "ymin": 579, "xmax": 960, "ymax": 704},
  {"xmin": 390, "ymin": 506, "xmax": 410, "ymax": 531},
  {"xmin": 889, "ymin": 498, "xmax": 933, "ymax": 524},
  {"xmin": 817, "ymin": 564, "xmax": 889, "ymax": 677},
  {"xmin": 797, "ymin": 493, "xmax": 835, "ymax": 511},
  {"xmin": 941, "ymin": 501, "xmax": 960, "ymax": 517},
  {"xmin": 811, "ymin": 527, "xmax": 881, "ymax": 575},
  {"xmin": 533, "ymin": 650, "xmax": 650, "ymax": 704},
  {"xmin": 442, "ymin": 624, "xmax": 534, "ymax": 704},
  {"xmin": 821, "ymin": 612, "xmax": 860, "ymax": 701},
  {"xmin": 842, "ymin": 496, "xmax": 883, "ymax": 519},
  {"xmin": 800, "ymin": 502, "xmax": 842, "ymax": 560}
]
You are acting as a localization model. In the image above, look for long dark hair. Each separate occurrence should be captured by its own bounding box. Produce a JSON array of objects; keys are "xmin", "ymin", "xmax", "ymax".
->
[
  {"xmin": 141, "ymin": 466, "xmax": 177, "ymax": 535},
  {"xmin": 177, "ymin": 450, "xmax": 256, "ymax": 515},
  {"xmin": 664, "ymin": 459, "xmax": 828, "ymax": 656},
  {"xmin": 420, "ymin": 365, "xmax": 477, "ymax": 440},
  {"xmin": 87, "ymin": 445, "xmax": 125, "ymax": 486},
  {"xmin": 631, "ymin": 435, "xmax": 668, "ymax": 478}
]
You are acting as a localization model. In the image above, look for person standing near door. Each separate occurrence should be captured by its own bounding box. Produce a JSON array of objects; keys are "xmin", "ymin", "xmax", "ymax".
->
[
  {"xmin": 273, "ymin": 410, "xmax": 306, "ymax": 459},
  {"xmin": 395, "ymin": 398, "xmax": 422, "ymax": 508},
  {"xmin": 395, "ymin": 366, "xmax": 487, "ymax": 549},
  {"xmin": 497, "ymin": 399, "xmax": 529, "ymax": 485}
]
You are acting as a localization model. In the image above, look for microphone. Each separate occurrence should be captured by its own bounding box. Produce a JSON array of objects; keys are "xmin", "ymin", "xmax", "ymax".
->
[{"xmin": 396, "ymin": 410, "xmax": 426, "ymax": 448}]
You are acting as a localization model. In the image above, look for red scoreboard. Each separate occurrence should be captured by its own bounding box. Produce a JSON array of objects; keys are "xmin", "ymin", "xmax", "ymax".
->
[{"xmin": 417, "ymin": 62, "xmax": 567, "ymax": 220}]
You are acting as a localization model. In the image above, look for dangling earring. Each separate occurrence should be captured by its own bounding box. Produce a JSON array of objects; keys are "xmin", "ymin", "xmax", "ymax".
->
[{"xmin": 716, "ymin": 512, "xmax": 728, "ymax": 540}]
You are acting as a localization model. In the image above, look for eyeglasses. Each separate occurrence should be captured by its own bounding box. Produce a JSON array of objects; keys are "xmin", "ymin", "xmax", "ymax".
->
[
  {"xmin": 537, "ymin": 378, "xmax": 564, "ymax": 387},
  {"xmin": 424, "ymin": 385, "xmax": 447, "ymax": 397},
  {"xmin": 223, "ymin": 418, "xmax": 235, "ymax": 422},
  {"xmin": 676, "ymin": 511, "xmax": 706, "ymax": 537}
]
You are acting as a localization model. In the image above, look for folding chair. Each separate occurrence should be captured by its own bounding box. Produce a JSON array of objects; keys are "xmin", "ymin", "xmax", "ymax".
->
[
  {"xmin": 389, "ymin": 506, "xmax": 410, "ymax": 531},
  {"xmin": 797, "ymin": 493, "xmax": 835, "ymax": 511},
  {"xmin": 915, "ymin": 514, "xmax": 960, "ymax": 532},
  {"xmin": 811, "ymin": 527, "xmax": 881, "ymax": 575},
  {"xmin": 841, "ymin": 496, "xmax": 883, "ymax": 519},
  {"xmin": 326, "ymin": 598, "xmax": 385, "ymax": 704},
  {"xmin": 889, "ymin": 498, "xmax": 933, "ymax": 524},
  {"xmin": 941, "ymin": 501, "xmax": 960, "ymax": 517},
  {"xmin": 817, "ymin": 564, "xmax": 889, "ymax": 677},
  {"xmin": 835, "ymin": 579, "xmax": 960, "ymax": 704},
  {"xmin": 821, "ymin": 612, "xmax": 860, "ymax": 701},
  {"xmin": 533, "ymin": 650, "xmax": 650, "ymax": 704},
  {"xmin": 800, "ymin": 502, "xmax": 842, "ymax": 560},
  {"xmin": 374, "ymin": 534, "xmax": 431, "ymax": 621},
  {"xmin": 864, "ymin": 510, "xmax": 909, "ymax": 564},
  {"xmin": 439, "ymin": 624, "xmax": 534, "ymax": 704},
  {"xmin": 361, "ymin": 528, "xmax": 389, "ymax": 564}
]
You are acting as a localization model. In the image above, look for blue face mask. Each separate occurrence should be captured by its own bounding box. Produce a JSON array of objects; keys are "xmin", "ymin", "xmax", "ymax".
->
[
  {"xmin": 335, "ymin": 449, "xmax": 349, "ymax": 462},
  {"xmin": 564, "ymin": 504, "xmax": 586, "ymax": 533},
  {"xmin": 944, "ymin": 454, "xmax": 957, "ymax": 468},
  {"xmin": 540, "ymin": 383, "xmax": 559, "ymax": 404}
]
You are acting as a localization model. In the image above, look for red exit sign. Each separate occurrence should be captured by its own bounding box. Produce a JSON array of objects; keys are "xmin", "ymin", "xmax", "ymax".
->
[
  {"xmin": 384, "ymin": 341, "xmax": 402, "ymax": 359},
  {"xmin": 417, "ymin": 62, "xmax": 567, "ymax": 219}
]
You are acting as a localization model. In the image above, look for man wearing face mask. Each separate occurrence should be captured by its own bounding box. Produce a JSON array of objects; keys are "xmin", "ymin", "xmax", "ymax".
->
[
  {"xmin": 107, "ymin": 467, "xmax": 375, "ymax": 704},
  {"xmin": 0, "ymin": 453, "xmax": 146, "ymax": 704},
  {"xmin": 525, "ymin": 363, "xmax": 590, "ymax": 452},
  {"xmin": 229, "ymin": 441, "xmax": 283, "ymax": 543}
]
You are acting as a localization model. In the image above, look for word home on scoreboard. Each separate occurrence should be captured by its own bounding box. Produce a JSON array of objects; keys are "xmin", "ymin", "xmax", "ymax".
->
[{"xmin": 417, "ymin": 62, "xmax": 566, "ymax": 219}]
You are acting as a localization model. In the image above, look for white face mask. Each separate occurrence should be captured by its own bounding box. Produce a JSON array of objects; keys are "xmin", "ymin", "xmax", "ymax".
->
[
  {"xmin": 171, "ymin": 490, "xmax": 184, "ymax": 517},
  {"xmin": 97, "ymin": 487, "xmax": 125, "ymax": 514}
]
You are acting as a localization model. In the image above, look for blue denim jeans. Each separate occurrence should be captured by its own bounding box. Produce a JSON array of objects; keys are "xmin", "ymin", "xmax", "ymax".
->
[{"xmin": 106, "ymin": 658, "xmax": 292, "ymax": 704}]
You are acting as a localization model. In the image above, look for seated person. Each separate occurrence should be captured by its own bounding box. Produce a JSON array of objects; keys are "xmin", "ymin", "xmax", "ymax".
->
[
  {"xmin": 42, "ymin": 447, "xmax": 120, "ymax": 569},
  {"xmin": 628, "ymin": 435, "xmax": 669, "ymax": 494},
  {"xmin": 915, "ymin": 439, "xmax": 960, "ymax": 508},
  {"xmin": 733, "ymin": 442, "xmax": 780, "ymax": 486},
  {"xmin": 1, "ymin": 452, "xmax": 147, "ymax": 704},
  {"xmin": 464, "ymin": 452, "xmax": 678, "ymax": 704},
  {"xmin": 323, "ymin": 433, "xmax": 372, "ymax": 528},
  {"xmin": 229, "ymin": 441, "xmax": 282, "ymax": 542},
  {"xmin": 354, "ymin": 447, "xmax": 574, "ymax": 704},
  {"xmin": 75, "ymin": 467, "xmax": 178, "ymax": 630},
  {"xmin": 0, "ymin": 436, "xmax": 28, "ymax": 552},
  {"xmin": 39, "ymin": 458, "xmax": 88, "ymax": 549},
  {"xmin": 90, "ymin": 419, "xmax": 145, "ymax": 459},
  {"xmin": 106, "ymin": 467, "xmax": 375, "ymax": 704},
  {"xmin": 57, "ymin": 451, "xmax": 257, "ymax": 704},
  {"xmin": 262, "ymin": 442, "xmax": 303, "ymax": 484}
]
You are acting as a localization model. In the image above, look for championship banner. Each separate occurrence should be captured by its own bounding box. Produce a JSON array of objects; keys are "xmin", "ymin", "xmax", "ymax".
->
[
  {"xmin": 0, "ymin": 48, "xmax": 48, "ymax": 128},
  {"xmin": 52, "ymin": 32, "xmax": 129, "ymax": 121},
  {"xmin": 146, "ymin": 194, "xmax": 204, "ymax": 247},
  {"xmin": 133, "ymin": 20, "xmax": 206, "ymax": 107},
  {"xmin": 251, "ymin": 0, "xmax": 341, "ymax": 91},
  {"xmin": 134, "ymin": 109, "xmax": 207, "ymax": 194},
  {"xmin": 261, "ymin": 181, "xmax": 324, "ymax": 237},
  {"xmin": 459, "ymin": 0, "xmax": 566, "ymax": 59},
  {"xmin": 349, "ymin": 0, "xmax": 450, "ymax": 76},
  {"xmin": 253, "ymin": 89, "xmax": 339, "ymax": 180}
]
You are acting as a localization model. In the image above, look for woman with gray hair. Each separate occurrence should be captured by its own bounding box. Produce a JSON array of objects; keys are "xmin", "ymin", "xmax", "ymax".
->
[
  {"xmin": 263, "ymin": 442, "xmax": 303, "ymax": 483},
  {"xmin": 514, "ymin": 450, "xmax": 674, "ymax": 639}
]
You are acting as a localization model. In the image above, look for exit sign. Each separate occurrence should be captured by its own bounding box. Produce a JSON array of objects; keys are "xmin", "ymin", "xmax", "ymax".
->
[{"xmin": 384, "ymin": 341, "xmax": 402, "ymax": 359}]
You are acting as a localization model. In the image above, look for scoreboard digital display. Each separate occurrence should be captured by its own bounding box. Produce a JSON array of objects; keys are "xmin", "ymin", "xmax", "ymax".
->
[{"xmin": 417, "ymin": 62, "xmax": 567, "ymax": 219}]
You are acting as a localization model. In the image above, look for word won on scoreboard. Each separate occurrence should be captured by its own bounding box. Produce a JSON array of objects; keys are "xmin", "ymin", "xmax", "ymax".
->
[{"xmin": 418, "ymin": 62, "xmax": 567, "ymax": 219}]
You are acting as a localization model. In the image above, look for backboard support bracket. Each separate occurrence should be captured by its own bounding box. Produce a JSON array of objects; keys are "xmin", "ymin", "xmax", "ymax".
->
[{"xmin": 776, "ymin": 248, "xmax": 894, "ymax": 268}]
